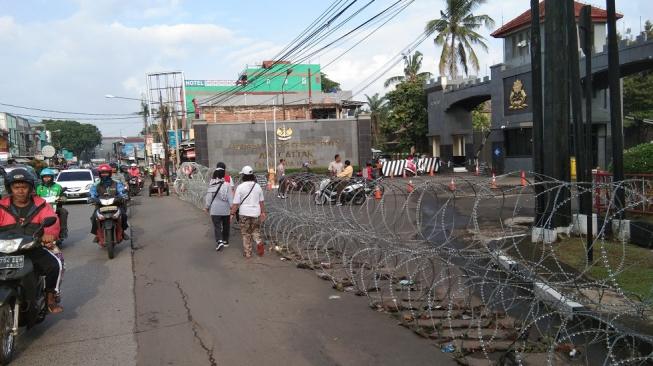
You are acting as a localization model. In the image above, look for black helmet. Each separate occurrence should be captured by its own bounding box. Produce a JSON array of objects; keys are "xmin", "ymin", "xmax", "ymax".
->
[
  {"xmin": 5, "ymin": 168, "xmax": 35, "ymax": 192},
  {"xmin": 109, "ymin": 162, "xmax": 118, "ymax": 169}
]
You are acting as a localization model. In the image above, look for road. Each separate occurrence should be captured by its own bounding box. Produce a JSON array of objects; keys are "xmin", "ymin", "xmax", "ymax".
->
[
  {"xmin": 7, "ymin": 194, "xmax": 453, "ymax": 365},
  {"xmin": 11, "ymin": 202, "xmax": 136, "ymax": 366},
  {"xmin": 132, "ymin": 195, "xmax": 452, "ymax": 366}
]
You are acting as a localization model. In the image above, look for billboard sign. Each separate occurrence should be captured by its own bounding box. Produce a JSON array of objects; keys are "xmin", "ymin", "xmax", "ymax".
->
[{"xmin": 122, "ymin": 142, "xmax": 145, "ymax": 159}]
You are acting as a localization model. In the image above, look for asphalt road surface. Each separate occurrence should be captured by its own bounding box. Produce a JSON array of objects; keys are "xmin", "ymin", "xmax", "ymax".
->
[
  {"xmin": 132, "ymin": 195, "xmax": 453, "ymax": 366},
  {"xmin": 11, "ymin": 202, "xmax": 136, "ymax": 366},
  {"xmin": 7, "ymin": 194, "xmax": 453, "ymax": 366}
]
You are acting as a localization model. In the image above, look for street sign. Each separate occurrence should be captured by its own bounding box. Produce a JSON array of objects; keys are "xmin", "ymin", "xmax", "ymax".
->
[
  {"xmin": 41, "ymin": 145, "xmax": 56, "ymax": 158},
  {"xmin": 151, "ymin": 143, "xmax": 164, "ymax": 156},
  {"xmin": 167, "ymin": 130, "xmax": 183, "ymax": 148}
]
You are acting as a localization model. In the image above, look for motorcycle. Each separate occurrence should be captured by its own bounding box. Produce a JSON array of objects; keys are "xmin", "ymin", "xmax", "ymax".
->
[
  {"xmin": 93, "ymin": 193, "xmax": 124, "ymax": 259},
  {"xmin": 128, "ymin": 176, "xmax": 141, "ymax": 196},
  {"xmin": 0, "ymin": 216, "xmax": 57, "ymax": 364},
  {"xmin": 314, "ymin": 177, "xmax": 383, "ymax": 206}
]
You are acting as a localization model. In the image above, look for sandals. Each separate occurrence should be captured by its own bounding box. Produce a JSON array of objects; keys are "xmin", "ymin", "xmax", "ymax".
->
[{"xmin": 47, "ymin": 292, "xmax": 63, "ymax": 314}]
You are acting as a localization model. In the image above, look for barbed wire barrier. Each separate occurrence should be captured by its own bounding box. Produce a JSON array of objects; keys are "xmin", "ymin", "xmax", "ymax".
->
[{"xmin": 175, "ymin": 165, "xmax": 653, "ymax": 365}]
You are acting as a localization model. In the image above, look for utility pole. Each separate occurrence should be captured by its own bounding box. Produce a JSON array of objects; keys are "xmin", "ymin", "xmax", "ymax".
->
[
  {"xmin": 160, "ymin": 103, "xmax": 172, "ymax": 179},
  {"xmin": 607, "ymin": 0, "xmax": 625, "ymax": 218},
  {"xmin": 580, "ymin": 5, "xmax": 594, "ymax": 261},
  {"xmin": 530, "ymin": 0, "xmax": 544, "ymax": 223},
  {"xmin": 141, "ymin": 97, "xmax": 150, "ymax": 166}
]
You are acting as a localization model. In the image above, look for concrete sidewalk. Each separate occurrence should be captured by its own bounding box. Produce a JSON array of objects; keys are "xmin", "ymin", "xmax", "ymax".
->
[{"xmin": 131, "ymin": 195, "xmax": 453, "ymax": 366}]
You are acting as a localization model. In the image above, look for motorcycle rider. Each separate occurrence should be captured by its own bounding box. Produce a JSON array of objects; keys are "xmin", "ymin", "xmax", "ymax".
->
[
  {"xmin": 36, "ymin": 168, "xmax": 69, "ymax": 239},
  {"xmin": 335, "ymin": 160, "xmax": 354, "ymax": 206},
  {"xmin": 0, "ymin": 169, "xmax": 64, "ymax": 314},
  {"xmin": 109, "ymin": 162, "xmax": 127, "ymax": 186},
  {"xmin": 127, "ymin": 163, "xmax": 141, "ymax": 178},
  {"xmin": 89, "ymin": 164, "xmax": 129, "ymax": 241}
]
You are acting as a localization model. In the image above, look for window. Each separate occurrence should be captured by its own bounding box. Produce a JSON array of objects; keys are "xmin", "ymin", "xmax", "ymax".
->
[
  {"xmin": 302, "ymin": 77, "xmax": 307, "ymax": 85},
  {"xmin": 504, "ymin": 128, "xmax": 533, "ymax": 157},
  {"xmin": 56, "ymin": 171, "xmax": 93, "ymax": 182}
]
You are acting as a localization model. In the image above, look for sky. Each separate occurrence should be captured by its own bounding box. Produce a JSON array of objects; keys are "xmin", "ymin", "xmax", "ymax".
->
[{"xmin": 0, "ymin": 0, "xmax": 650, "ymax": 137}]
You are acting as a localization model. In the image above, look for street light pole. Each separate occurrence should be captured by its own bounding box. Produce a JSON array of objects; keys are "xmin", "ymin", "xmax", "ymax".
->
[{"xmin": 281, "ymin": 69, "xmax": 292, "ymax": 121}]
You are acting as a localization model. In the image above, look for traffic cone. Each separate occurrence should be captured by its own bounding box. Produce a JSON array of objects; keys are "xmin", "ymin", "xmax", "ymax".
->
[
  {"xmin": 374, "ymin": 186, "xmax": 383, "ymax": 200},
  {"xmin": 407, "ymin": 180, "xmax": 414, "ymax": 193},
  {"xmin": 520, "ymin": 170, "xmax": 527, "ymax": 187},
  {"xmin": 491, "ymin": 173, "xmax": 497, "ymax": 189},
  {"xmin": 429, "ymin": 166, "xmax": 435, "ymax": 176},
  {"xmin": 448, "ymin": 177, "xmax": 456, "ymax": 191}
]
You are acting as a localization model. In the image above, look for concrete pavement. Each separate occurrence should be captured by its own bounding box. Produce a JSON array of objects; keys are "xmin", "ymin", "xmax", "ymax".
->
[
  {"xmin": 132, "ymin": 195, "xmax": 453, "ymax": 366},
  {"xmin": 11, "ymin": 203, "xmax": 137, "ymax": 366}
]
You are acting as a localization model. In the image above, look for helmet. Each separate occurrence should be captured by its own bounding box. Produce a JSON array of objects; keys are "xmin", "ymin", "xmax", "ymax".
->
[
  {"xmin": 130, "ymin": 163, "xmax": 137, "ymax": 167},
  {"xmin": 5, "ymin": 168, "xmax": 35, "ymax": 192},
  {"xmin": 97, "ymin": 164, "xmax": 113, "ymax": 175},
  {"xmin": 40, "ymin": 168, "xmax": 57, "ymax": 177},
  {"xmin": 239, "ymin": 165, "xmax": 254, "ymax": 175},
  {"xmin": 109, "ymin": 162, "xmax": 118, "ymax": 169}
]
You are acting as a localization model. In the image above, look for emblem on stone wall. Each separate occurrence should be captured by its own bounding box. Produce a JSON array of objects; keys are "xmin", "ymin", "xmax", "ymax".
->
[
  {"xmin": 508, "ymin": 79, "xmax": 528, "ymax": 110},
  {"xmin": 276, "ymin": 125, "xmax": 293, "ymax": 141}
]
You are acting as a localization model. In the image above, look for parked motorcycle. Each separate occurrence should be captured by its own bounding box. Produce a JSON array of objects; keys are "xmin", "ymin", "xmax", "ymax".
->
[
  {"xmin": 0, "ymin": 216, "xmax": 57, "ymax": 364},
  {"xmin": 314, "ymin": 177, "xmax": 383, "ymax": 206},
  {"xmin": 93, "ymin": 193, "xmax": 125, "ymax": 259}
]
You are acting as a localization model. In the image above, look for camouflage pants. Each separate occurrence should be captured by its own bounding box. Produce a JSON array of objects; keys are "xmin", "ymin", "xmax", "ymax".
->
[{"xmin": 239, "ymin": 216, "xmax": 262, "ymax": 256}]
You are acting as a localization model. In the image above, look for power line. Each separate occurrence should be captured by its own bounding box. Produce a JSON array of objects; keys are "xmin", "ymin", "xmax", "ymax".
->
[
  {"xmin": 201, "ymin": 0, "xmax": 362, "ymax": 106},
  {"xmin": 0, "ymin": 101, "xmax": 140, "ymax": 116},
  {"xmin": 8, "ymin": 113, "xmax": 143, "ymax": 121}
]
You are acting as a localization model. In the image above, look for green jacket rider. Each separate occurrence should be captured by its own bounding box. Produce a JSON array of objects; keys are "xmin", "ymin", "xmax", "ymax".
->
[{"xmin": 36, "ymin": 168, "xmax": 69, "ymax": 238}]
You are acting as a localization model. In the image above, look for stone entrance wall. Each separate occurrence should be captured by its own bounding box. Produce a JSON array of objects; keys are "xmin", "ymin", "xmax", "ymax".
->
[{"xmin": 193, "ymin": 116, "xmax": 371, "ymax": 172}]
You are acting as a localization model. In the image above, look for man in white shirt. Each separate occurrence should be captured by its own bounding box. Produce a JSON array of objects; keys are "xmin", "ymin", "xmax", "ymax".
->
[
  {"xmin": 328, "ymin": 154, "xmax": 344, "ymax": 176},
  {"xmin": 230, "ymin": 166, "xmax": 266, "ymax": 258}
]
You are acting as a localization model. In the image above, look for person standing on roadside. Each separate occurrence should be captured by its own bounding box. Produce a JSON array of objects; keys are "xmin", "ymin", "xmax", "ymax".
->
[
  {"xmin": 204, "ymin": 162, "xmax": 233, "ymax": 252},
  {"xmin": 328, "ymin": 154, "xmax": 344, "ymax": 176},
  {"xmin": 276, "ymin": 159, "xmax": 287, "ymax": 199},
  {"xmin": 230, "ymin": 166, "xmax": 266, "ymax": 258},
  {"xmin": 153, "ymin": 163, "xmax": 167, "ymax": 197}
]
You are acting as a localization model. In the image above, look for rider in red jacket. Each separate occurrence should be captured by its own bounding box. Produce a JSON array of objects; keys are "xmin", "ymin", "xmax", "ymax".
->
[{"xmin": 0, "ymin": 169, "xmax": 63, "ymax": 313}]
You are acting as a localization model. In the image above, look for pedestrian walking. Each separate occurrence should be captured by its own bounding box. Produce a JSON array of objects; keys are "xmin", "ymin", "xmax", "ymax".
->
[
  {"xmin": 230, "ymin": 166, "xmax": 266, "ymax": 258},
  {"xmin": 204, "ymin": 162, "xmax": 233, "ymax": 251}
]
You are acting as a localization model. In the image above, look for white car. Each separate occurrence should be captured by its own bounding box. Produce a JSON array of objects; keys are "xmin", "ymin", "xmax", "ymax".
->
[{"xmin": 56, "ymin": 169, "xmax": 97, "ymax": 202}]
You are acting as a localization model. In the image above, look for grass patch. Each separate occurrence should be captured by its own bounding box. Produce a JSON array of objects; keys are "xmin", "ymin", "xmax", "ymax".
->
[{"xmin": 554, "ymin": 238, "xmax": 653, "ymax": 302}]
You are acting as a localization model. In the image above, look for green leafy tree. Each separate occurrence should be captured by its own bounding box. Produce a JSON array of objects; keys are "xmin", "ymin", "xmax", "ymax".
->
[
  {"xmin": 320, "ymin": 73, "xmax": 341, "ymax": 93},
  {"xmin": 384, "ymin": 51, "xmax": 432, "ymax": 88},
  {"xmin": 43, "ymin": 120, "xmax": 102, "ymax": 159},
  {"xmin": 624, "ymin": 71, "xmax": 653, "ymax": 122},
  {"xmin": 381, "ymin": 79, "xmax": 428, "ymax": 152},
  {"xmin": 425, "ymin": 0, "xmax": 494, "ymax": 77},
  {"xmin": 472, "ymin": 102, "xmax": 490, "ymax": 131},
  {"xmin": 364, "ymin": 93, "xmax": 387, "ymax": 148}
]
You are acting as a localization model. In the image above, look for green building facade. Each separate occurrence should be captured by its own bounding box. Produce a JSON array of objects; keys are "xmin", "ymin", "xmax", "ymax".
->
[{"xmin": 185, "ymin": 63, "xmax": 322, "ymax": 116}]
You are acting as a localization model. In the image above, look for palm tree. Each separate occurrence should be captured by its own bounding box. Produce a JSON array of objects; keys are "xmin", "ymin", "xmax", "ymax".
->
[
  {"xmin": 425, "ymin": 0, "xmax": 494, "ymax": 78},
  {"xmin": 365, "ymin": 93, "xmax": 387, "ymax": 147},
  {"xmin": 384, "ymin": 51, "xmax": 432, "ymax": 88}
]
